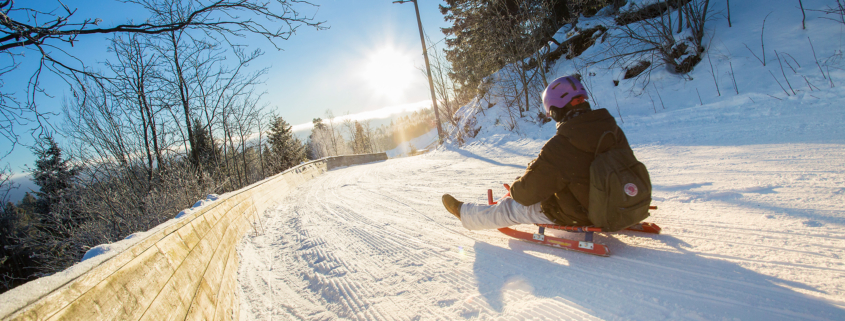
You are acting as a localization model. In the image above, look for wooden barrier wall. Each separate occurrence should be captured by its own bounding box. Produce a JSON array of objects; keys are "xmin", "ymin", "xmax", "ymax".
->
[{"xmin": 0, "ymin": 153, "xmax": 388, "ymax": 321}]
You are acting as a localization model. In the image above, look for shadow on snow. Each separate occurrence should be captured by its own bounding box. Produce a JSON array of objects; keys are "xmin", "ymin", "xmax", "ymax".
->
[{"xmin": 469, "ymin": 234, "xmax": 844, "ymax": 320}]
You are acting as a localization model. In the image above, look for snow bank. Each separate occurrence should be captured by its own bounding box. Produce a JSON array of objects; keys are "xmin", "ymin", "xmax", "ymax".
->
[{"xmin": 175, "ymin": 194, "xmax": 221, "ymax": 219}]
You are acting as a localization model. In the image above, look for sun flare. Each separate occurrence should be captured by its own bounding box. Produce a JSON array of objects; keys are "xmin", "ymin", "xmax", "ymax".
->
[{"xmin": 361, "ymin": 47, "xmax": 416, "ymax": 100}]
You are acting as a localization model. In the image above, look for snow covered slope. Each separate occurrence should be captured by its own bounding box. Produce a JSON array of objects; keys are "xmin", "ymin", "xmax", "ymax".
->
[
  {"xmin": 238, "ymin": 0, "xmax": 845, "ymax": 319},
  {"xmin": 239, "ymin": 135, "xmax": 844, "ymax": 320},
  {"xmin": 237, "ymin": 88, "xmax": 845, "ymax": 319}
]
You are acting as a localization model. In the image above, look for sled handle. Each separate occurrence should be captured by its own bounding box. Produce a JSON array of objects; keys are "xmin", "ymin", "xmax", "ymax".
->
[{"xmin": 487, "ymin": 184, "xmax": 512, "ymax": 205}]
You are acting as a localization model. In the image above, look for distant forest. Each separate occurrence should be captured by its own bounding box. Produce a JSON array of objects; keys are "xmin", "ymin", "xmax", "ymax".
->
[{"xmin": 305, "ymin": 108, "xmax": 436, "ymax": 160}]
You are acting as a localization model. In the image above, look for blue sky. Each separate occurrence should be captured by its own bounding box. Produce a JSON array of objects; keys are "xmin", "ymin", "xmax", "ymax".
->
[
  {"xmin": 1, "ymin": 0, "xmax": 451, "ymax": 199},
  {"xmin": 255, "ymin": 0, "xmax": 451, "ymax": 126}
]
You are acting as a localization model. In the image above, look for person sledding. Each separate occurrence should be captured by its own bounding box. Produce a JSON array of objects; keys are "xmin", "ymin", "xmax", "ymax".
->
[{"xmin": 442, "ymin": 75, "xmax": 652, "ymax": 233}]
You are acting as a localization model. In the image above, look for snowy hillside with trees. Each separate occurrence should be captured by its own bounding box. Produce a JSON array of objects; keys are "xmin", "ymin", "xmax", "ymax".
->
[{"xmin": 237, "ymin": 0, "xmax": 845, "ymax": 319}]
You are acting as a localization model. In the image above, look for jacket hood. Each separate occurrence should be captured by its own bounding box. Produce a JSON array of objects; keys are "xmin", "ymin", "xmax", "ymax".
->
[{"xmin": 556, "ymin": 108, "xmax": 619, "ymax": 153}]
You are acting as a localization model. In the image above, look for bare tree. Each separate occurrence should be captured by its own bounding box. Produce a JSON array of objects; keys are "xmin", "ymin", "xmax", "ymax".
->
[
  {"xmin": 596, "ymin": 0, "xmax": 711, "ymax": 85},
  {"xmin": 105, "ymin": 34, "xmax": 165, "ymax": 182},
  {"xmin": 422, "ymin": 35, "xmax": 459, "ymax": 129},
  {"xmin": 255, "ymin": 109, "xmax": 273, "ymax": 177},
  {"xmin": 810, "ymin": 0, "xmax": 845, "ymax": 25},
  {"xmin": 0, "ymin": 0, "xmax": 325, "ymax": 153},
  {"xmin": 227, "ymin": 89, "xmax": 266, "ymax": 185},
  {"xmin": 323, "ymin": 110, "xmax": 341, "ymax": 156},
  {"xmin": 163, "ymin": 30, "xmax": 199, "ymax": 166},
  {"xmin": 341, "ymin": 118, "xmax": 372, "ymax": 154},
  {"xmin": 307, "ymin": 118, "xmax": 330, "ymax": 159},
  {"xmin": 341, "ymin": 115, "xmax": 360, "ymax": 153},
  {"xmin": 361, "ymin": 120, "xmax": 377, "ymax": 153}
]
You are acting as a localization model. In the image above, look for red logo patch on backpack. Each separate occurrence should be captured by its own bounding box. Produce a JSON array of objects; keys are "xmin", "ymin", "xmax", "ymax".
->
[{"xmin": 624, "ymin": 183, "xmax": 638, "ymax": 197}]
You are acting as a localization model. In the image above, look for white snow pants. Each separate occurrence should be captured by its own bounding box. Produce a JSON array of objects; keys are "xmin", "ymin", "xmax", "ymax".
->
[{"xmin": 459, "ymin": 197, "xmax": 555, "ymax": 230}]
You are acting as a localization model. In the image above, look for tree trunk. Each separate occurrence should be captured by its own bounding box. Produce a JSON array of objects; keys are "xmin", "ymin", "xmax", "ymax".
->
[
  {"xmin": 258, "ymin": 121, "xmax": 265, "ymax": 178},
  {"xmin": 142, "ymin": 95, "xmax": 163, "ymax": 171},
  {"xmin": 170, "ymin": 31, "xmax": 196, "ymax": 165},
  {"xmin": 239, "ymin": 129, "xmax": 249, "ymax": 184},
  {"xmin": 138, "ymin": 92, "xmax": 153, "ymax": 183},
  {"xmin": 223, "ymin": 120, "xmax": 242, "ymax": 186},
  {"xmin": 677, "ymin": 0, "xmax": 684, "ymax": 33},
  {"xmin": 523, "ymin": 68, "xmax": 529, "ymax": 117}
]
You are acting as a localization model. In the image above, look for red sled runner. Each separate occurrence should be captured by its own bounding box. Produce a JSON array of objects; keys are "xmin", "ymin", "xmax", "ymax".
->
[{"xmin": 488, "ymin": 184, "xmax": 660, "ymax": 257}]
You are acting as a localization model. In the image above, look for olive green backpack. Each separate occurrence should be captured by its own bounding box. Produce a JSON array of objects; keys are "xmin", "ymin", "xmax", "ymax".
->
[{"xmin": 587, "ymin": 131, "xmax": 652, "ymax": 232}]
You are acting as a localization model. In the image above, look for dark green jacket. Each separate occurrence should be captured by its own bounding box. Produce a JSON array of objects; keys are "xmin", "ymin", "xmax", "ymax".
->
[{"xmin": 510, "ymin": 108, "xmax": 630, "ymax": 226}]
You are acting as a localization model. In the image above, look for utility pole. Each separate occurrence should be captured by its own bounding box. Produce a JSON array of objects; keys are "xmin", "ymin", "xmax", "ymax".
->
[{"xmin": 393, "ymin": 0, "xmax": 443, "ymax": 142}]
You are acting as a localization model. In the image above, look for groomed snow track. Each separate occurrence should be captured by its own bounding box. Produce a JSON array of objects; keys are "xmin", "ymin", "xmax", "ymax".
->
[{"xmin": 238, "ymin": 142, "xmax": 845, "ymax": 320}]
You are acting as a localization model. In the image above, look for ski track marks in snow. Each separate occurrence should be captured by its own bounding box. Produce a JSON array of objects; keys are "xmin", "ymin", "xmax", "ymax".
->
[{"xmin": 238, "ymin": 141, "xmax": 845, "ymax": 320}]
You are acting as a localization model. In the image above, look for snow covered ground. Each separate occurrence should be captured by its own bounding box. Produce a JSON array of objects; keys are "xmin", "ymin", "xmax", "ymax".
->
[
  {"xmin": 237, "ymin": 0, "xmax": 845, "ymax": 319},
  {"xmin": 238, "ymin": 110, "xmax": 845, "ymax": 320},
  {"xmin": 239, "ymin": 143, "xmax": 845, "ymax": 313}
]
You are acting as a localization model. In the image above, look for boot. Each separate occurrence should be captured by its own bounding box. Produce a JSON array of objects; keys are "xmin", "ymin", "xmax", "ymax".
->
[{"xmin": 442, "ymin": 194, "xmax": 463, "ymax": 219}]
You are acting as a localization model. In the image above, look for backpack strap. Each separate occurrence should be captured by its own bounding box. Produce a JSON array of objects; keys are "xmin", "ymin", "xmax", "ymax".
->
[{"xmin": 594, "ymin": 128, "xmax": 619, "ymax": 158}]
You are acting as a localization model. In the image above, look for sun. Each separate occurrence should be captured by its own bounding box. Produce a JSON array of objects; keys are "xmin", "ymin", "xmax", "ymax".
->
[{"xmin": 361, "ymin": 47, "xmax": 416, "ymax": 100}]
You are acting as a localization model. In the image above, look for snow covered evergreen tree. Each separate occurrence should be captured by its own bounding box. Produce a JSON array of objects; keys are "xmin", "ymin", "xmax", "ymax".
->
[
  {"xmin": 190, "ymin": 119, "xmax": 220, "ymax": 170},
  {"xmin": 30, "ymin": 136, "xmax": 76, "ymax": 217},
  {"xmin": 440, "ymin": 0, "xmax": 576, "ymax": 98},
  {"xmin": 24, "ymin": 136, "xmax": 84, "ymax": 277},
  {"xmin": 266, "ymin": 116, "xmax": 306, "ymax": 173}
]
